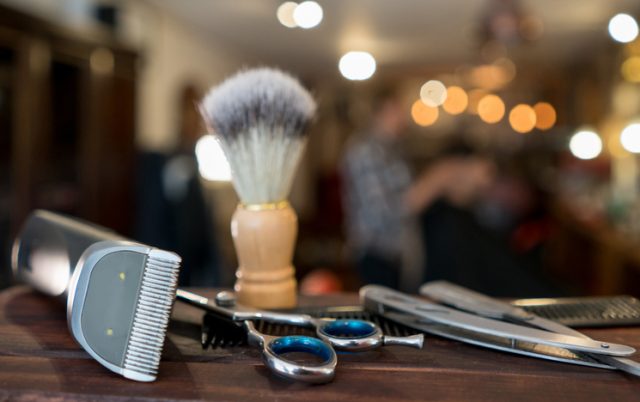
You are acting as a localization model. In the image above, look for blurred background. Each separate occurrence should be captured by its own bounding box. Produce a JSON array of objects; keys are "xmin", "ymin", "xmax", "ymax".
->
[{"xmin": 2, "ymin": 0, "xmax": 640, "ymax": 297}]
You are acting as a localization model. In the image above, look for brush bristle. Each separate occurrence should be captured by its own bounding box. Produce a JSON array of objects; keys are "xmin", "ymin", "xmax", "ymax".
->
[
  {"xmin": 122, "ymin": 249, "xmax": 180, "ymax": 382},
  {"xmin": 199, "ymin": 67, "xmax": 316, "ymax": 204}
]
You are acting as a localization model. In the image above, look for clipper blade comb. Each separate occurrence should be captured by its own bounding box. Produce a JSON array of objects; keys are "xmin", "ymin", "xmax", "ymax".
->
[{"xmin": 12, "ymin": 210, "xmax": 181, "ymax": 382}]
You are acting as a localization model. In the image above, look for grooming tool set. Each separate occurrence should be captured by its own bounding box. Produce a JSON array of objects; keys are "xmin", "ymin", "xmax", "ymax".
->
[
  {"xmin": 10, "ymin": 209, "xmax": 640, "ymax": 383},
  {"xmin": 9, "ymin": 66, "xmax": 640, "ymax": 384}
]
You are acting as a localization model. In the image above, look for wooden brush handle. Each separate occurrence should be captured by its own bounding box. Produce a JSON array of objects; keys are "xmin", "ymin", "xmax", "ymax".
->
[{"xmin": 231, "ymin": 202, "xmax": 297, "ymax": 308}]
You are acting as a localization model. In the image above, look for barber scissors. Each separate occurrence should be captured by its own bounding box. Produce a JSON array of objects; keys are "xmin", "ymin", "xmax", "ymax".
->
[{"xmin": 176, "ymin": 289, "xmax": 424, "ymax": 383}]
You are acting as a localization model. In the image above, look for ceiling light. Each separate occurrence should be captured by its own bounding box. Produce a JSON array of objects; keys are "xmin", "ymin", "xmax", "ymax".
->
[
  {"xmin": 533, "ymin": 102, "xmax": 556, "ymax": 131},
  {"xmin": 293, "ymin": 1, "xmax": 323, "ymax": 29},
  {"xmin": 442, "ymin": 86, "xmax": 468, "ymax": 115},
  {"xmin": 338, "ymin": 51, "xmax": 376, "ymax": 80},
  {"xmin": 420, "ymin": 80, "xmax": 447, "ymax": 107},
  {"xmin": 609, "ymin": 13, "xmax": 639, "ymax": 43},
  {"xmin": 477, "ymin": 94, "xmax": 505, "ymax": 124},
  {"xmin": 509, "ymin": 104, "xmax": 536, "ymax": 133},
  {"xmin": 621, "ymin": 123, "xmax": 640, "ymax": 153},
  {"xmin": 411, "ymin": 99, "xmax": 439, "ymax": 127},
  {"xmin": 569, "ymin": 130, "xmax": 602, "ymax": 160},
  {"xmin": 277, "ymin": 2, "xmax": 298, "ymax": 28}
]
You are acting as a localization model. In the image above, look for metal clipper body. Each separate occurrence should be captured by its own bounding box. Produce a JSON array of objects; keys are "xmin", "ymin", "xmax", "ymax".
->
[{"xmin": 12, "ymin": 210, "xmax": 181, "ymax": 382}]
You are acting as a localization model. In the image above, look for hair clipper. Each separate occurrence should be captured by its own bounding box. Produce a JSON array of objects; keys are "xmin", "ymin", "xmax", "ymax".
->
[{"xmin": 11, "ymin": 210, "xmax": 181, "ymax": 382}]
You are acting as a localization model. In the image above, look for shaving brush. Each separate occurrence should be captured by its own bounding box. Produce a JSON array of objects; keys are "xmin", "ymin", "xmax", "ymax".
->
[{"xmin": 200, "ymin": 68, "xmax": 316, "ymax": 308}]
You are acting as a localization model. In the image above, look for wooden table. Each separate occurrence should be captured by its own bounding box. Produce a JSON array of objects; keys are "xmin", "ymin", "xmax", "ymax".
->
[{"xmin": 0, "ymin": 286, "xmax": 639, "ymax": 401}]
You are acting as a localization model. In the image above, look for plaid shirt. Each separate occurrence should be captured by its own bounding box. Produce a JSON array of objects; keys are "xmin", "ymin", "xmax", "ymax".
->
[{"xmin": 341, "ymin": 129, "xmax": 413, "ymax": 259}]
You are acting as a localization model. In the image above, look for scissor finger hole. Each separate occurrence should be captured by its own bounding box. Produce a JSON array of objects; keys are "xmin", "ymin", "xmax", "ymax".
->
[
  {"xmin": 319, "ymin": 319, "xmax": 378, "ymax": 339},
  {"xmin": 267, "ymin": 336, "xmax": 334, "ymax": 365}
]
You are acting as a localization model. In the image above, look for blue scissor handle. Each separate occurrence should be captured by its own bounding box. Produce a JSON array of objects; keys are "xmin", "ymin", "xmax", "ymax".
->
[
  {"xmin": 262, "ymin": 335, "xmax": 337, "ymax": 384},
  {"xmin": 316, "ymin": 319, "xmax": 385, "ymax": 351},
  {"xmin": 320, "ymin": 319, "xmax": 379, "ymax": 338}
]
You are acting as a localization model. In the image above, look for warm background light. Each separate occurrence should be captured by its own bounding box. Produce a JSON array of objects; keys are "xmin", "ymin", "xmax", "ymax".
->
[
  {"xmin": 608, "ymin": 134, "xmax": 630, "ymax": 158},
  {"xmin": 621, "ymin": 56, "xmax": 640, "ymax": 82},
  {"xmin": 569, "ymin": 130, "xmax": 602, "ymax": 160},
  {"xmin": 338, "ymin": 51, "xmax": 376, "ymax": 80},
  {"xmin": 509, "ymin": 104, "xmax": 537, "ymax": 133},
  {"xmin": 467, "ymin": 89, "xmax": 487, "ymax": 115},
  {"xmin": 609, "ymin": 13, "xmax": 639, "ymax": 43},
  {"xmin": 621, "ymin": 123, "xmax": 640, "ymax": 153},
  {"xmin": 477, "ymin": 94, "xmax": 505, "ymax": 124},
  {"xmin": 277, "ymin": 2, "xmax": 298, "ymax": 28},
  {"xmin": 293, "ymin": 1, "xmax": 323, "ymax": 29},
  {"xmin": 533, "ymin": 102, "xmax": 556, "ymax": 130},
  {"xmin": 442, "ymin": 86, "xmax": 468, "ymax": 115},
  {"xmin": 601, "ymin": 117, "xmax": 628, "ymax": 158},
  {"xmin": 411, "ymin": 99, "xmax": 439, "ymax": 127},
  {"xmin": 467, "ymin": 59, "xmax": 516, "ymax": 91},
  {"xmin": 420, "ymin": 80, "xmax": 447, "ymax": 107}
]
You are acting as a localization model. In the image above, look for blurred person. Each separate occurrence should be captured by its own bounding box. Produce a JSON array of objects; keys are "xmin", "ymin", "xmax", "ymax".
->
[
  {"xmin": 340, "ymin": 89, "xmax": 488, "ymax": 291},
  {"xmin": 135, "ymin": 84, "xmax": 222, "ymax": 286},
  {"xmin": 421, "ymin": 147, "xmax": 559, "ymax": 297}
]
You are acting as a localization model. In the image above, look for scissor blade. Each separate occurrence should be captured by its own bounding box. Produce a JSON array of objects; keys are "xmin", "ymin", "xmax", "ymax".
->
[{"xmin": 360, "ymin": 285, "xmax": 635, "ymax": 356}]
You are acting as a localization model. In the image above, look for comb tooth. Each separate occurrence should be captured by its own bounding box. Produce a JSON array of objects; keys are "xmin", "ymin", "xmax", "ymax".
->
[
  {"xmin": 122, "ymin": 250, "xmax": 180, "ymax": 382},
  {"xmin": 202, "ymin": 316, "xmax": 213, "ymax": 349},
  {"xmin": 201, "ymin": 313, "xmax": 249, "ymax": 349}
]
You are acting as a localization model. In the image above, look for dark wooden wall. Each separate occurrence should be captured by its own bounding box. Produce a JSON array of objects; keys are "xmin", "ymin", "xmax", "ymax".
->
[{"xmin": 0, "ymin": 4, "xmax": 137, "ymax": 287}]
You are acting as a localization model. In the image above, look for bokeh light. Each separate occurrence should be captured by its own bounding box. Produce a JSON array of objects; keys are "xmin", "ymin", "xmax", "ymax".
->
[
  {"xmin": 621, "ymin": 123, "xmax": 640, "ymax": 153},
  {"xmin": 442, "ymin": 86, "xmax": 468, "ymax": 115},
  {"xmin": 509, "ymin": 104, "xmax": 537, "ymax": 133},
  {"xmin": 277, "ymin": 2, "xmax": 298, "ymax": 28},
  {"xmin": 533, "ymin": 102, "xmax": 556, "ymax": 130},
  {"xmin": 195, "ymin": 135, "xmax": 232, "ymax": 181},
  {"xmin": 569, "ymin": 130, "xmax": 602, "ymax": 160},
  {"xmin": 467, "ymin": 89, "xmax": 487, "ymax": 115},
  {"xmin": 339, "ymin": 51, "xmax": 376, "ymax": 80},
  {"xmin": 411, "ymin": 99, "xmax": 439, "ymax": 127},
  {"xmin": 293, "ymin": 1, "xmax": 323, "ymax": 29},
  {"xmin": 420, "ymin": 80, "xmax": 447, "ymax": 107},
  {"xmin": 609, "ymin": 13, "xmax": 639, "ymax": 43},
  {"xmin": 622, "ymin": 56, "xmax": 640, "ymax": 82},
  {"xmin": 477, "ymin": 94, "xmax": 505, "ymax": 124}
]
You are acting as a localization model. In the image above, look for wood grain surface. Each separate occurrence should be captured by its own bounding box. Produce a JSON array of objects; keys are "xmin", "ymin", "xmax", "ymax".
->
[{"xmin": 0, "ymin": 286, "xmax": 639, "ymax": 401}]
